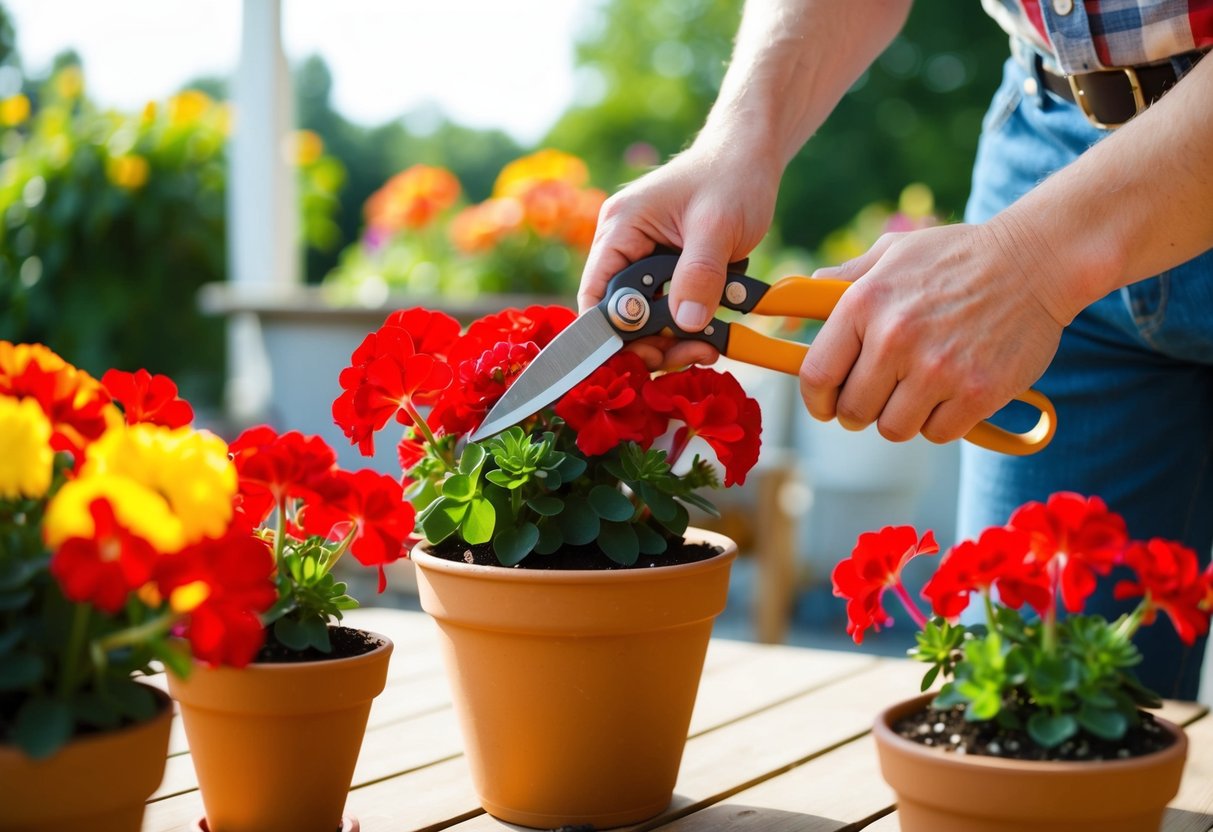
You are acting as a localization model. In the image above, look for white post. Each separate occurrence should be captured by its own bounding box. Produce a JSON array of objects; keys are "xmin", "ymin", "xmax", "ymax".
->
[{"xmin": 225, "ymin": 0, "xmax": 298, "ymax": 425}]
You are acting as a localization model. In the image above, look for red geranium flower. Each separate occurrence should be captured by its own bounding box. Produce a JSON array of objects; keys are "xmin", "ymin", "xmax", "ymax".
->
[
  {"xmin": 333, "ymin": 321, "xmax": 455, "ymax": 456},
  {"xmin": 301, "ymin": 469, "xmax": 416, "ymax": 592},
  {"xmin": 1114, "ymin": 539, "xmax": 1211, "ymax": 646},
  {"xmin": 229, "ymin": 426, "xmax": 338, "ymax": 526},
  {"xmin": 831, "ymin": 526, "xmax": 938, "ymax": 644},
  {"xmin": 50, "ymin": 498, "xmax": 158, "ymax": 614},
  {"xmin": 155, "ymin": 532, "xmax": 278, "ymax": 667},
  {"xmin": 1008, "ymin": 492, "xmax": 1128, "ymax": 613},
  {"xmin": 460, "ymin": 305, "xmax": 575, "ymax": 354},
  {"xmin": 923, "ymin": 526, "xmax": 1051, "ymax": 619},
  {"xmin": 380, "ymin": 307, "xmax": 462, "ymax": 362},
  {"xmin": 554, "ymin": 351, "xmax": 664, "ymax": 457},
  {"xmin": 100, "ymin": 368, "xmax": 193, "ymax": 428},
  {"xmin": 432, "ymin": 340, "xmax": 540, "ymax": 436},
  {"xmin": 642, "ymin": 367, "xmax": 761, "ymax": 486}
]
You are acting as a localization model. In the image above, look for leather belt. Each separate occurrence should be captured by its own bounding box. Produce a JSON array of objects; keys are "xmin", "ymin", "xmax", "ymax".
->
[{"xmin": 1036, "ymin": 52, "xmax": 1204, "ymax": 129}]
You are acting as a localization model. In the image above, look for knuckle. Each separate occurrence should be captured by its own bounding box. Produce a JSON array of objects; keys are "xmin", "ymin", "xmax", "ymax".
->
[
  {"xmin": 877, "ymin": 418, "xmax": 915, "ymax": 443},
  {"xmin": 834, "ymin": 400, "xmax": 871, "ymax": 429}
]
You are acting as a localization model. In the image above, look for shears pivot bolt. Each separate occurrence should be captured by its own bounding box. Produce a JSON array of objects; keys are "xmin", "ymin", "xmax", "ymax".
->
[
  {"xmin": 725, "ymin": 281, "xmax": 747, "ymax": 305},
  {"xmin": 608, "ymin": 288, "xmax": 650, "ymax": 331},
  {"xmin": 642, "ymin": 274, "xmax": 654, "ymax": 286}
]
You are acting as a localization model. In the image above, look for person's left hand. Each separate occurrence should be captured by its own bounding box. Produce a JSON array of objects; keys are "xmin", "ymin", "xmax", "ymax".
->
[{"xmin": 799, "ymin": 222, "xmax": 1071, "ymax": 443}]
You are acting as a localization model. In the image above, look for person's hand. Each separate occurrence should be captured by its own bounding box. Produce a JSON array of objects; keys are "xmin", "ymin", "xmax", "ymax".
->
[
  {"xmin": 800, "ymin": 222, "xmax": 1072, "ymax": 444},
  {"xmin": 578, "ymin": 141, "xmax": 781, "ymax": 370}
]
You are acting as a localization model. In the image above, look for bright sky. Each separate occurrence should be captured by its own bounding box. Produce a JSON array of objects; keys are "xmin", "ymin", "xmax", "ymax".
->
[{"xmin": 3, "ymin": 0, "xmax": 590, "ymax": 143}]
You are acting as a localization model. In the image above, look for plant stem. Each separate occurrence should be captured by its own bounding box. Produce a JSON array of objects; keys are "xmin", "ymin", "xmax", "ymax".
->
[
  {"xmin": 274, "ymin": 497, "xmax": 288, "ymax": 566},
  {"xmin": 983, "ymin": 590, "xmax": 997, "ymax": 632},
  {"xmin": 403, "ymin": 400, "xmax": 455, "ymax": 473},
  {"xmin": 320, "ymin": 526, "xmax": 358, "ymax": 576},
  {"xmin": 1043, "ymin": 559, "xmax": 1060, "ymax": 656},
  {"xmin": 57, "ymin": 604, "xmax": 90, "ymax": 698},
  {"xmin": 1115, "ymin": 602, "xmax": 1148, "ymax": 642},
  {"xmin": 95, "ymin": 611, "xmax": 176, "ymax": 654},
  {"xmin": 891, "ymin": 581, "xmax": 929, "ymax": 630}
]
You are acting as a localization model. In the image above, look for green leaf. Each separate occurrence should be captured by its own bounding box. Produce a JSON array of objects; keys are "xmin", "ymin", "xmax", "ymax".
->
[
  {"xmin": 654, "ymin": 502, "xmax": 689, "ymax": 537},
  {"xmin": 527, "ymin": 495, "xmax": 564, "ymax": 516},
  {"xmin": 461, "ymin": 497, "xmax": 497, "ymax": 545},
  {"xmin": 71, "ymin": 693, "xmax": 121, "ymax": 730},
  {"xmin": 1027, "ymin": 712, "xmax": 1078, "ymax": 748},
  {"xmin": 419, "ymin": 498, "xmax": 467, "ymax": 543},
  {"xmin": 634, "ymin": 523, "xmax": 667, "ymax": 555},
  {"xmin": 636, "ymin": 482, "xmax": 676, "ymax": 522},
  {"xmin": 588, "ymin": 485, "xmax": 635, "ymax": 522},
  {"xmin": 555, "ymin": 454, "xmax": 587, "ymax": 481},
  {"xmin": 274, "ymin": 617, "xmax": 312, "ymax": 652},
  {"xmin": 932, "ymin": 683, "xmax": 966, "ymax": 709},
  {"xmin": 0, "ymin": 621, "xmax": 26, "ymax": 654},
  {"xmin": 459, "ymin": 443, "xmax": 487, "ymax": 475},
  {"xmin": 1077, "ymin": 704, "xmax": 1129, "ymax": 740},
  {"xmin": 598, "ymin": 521, "xmax": 639, "ymax": 566},
  {"xmin": 0, "ymin": 588, "xmax": 33, "ymax": 611},
  {"xmin": 557, "ymin": 494, "xmax": 600, "ymax": 546},
  {"xmin": 679, "ymin": 491, "xmax": 720, "ymax": 517},
  {"xmin": 0, "ymin": 653, "xmax": 44, "ymax": 690},
  {"xmin": 13, "ymin": 698, "xmax": 73, "ymax": 760},
  {"xmin": 493, "ymin": 523, "xmax": 540, "ymax": 566},
  {"xmin": 535, "ymin": 523, "xmax": 564, "ymax": 555},
  {"xmin": 442, "ymin": 474, "xmax": 475, "ymax": 501},
  {"xmin": 485, "ymin": 470, "xmax": 522, "ymax": 489},
  {"xmin": 107, "ymin": 680, "xmax": 157, "ymax": 722},
  {"xmin": 920, "ymin": 665, "xmax": 941, "ymax": 692},
  {"xmin": 301, "ymin": 618, "xmax": 332, "ymax": 653},
  {"xmin": 154, "ymin": 640, "xmax": 195, "ymax": 680}
]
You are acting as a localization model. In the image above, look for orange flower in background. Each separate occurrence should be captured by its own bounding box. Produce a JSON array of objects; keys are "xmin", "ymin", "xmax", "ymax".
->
[
  {"xmin": 291, "ymin": 129, "xmax": 325, "ymax": 167},
  {"xmin": 106, "ymin": 154, "xmax": 150, "ymax": 190},
  {"xmin": 561, "ymin": 187, "xmax": 607, "ymax": 250},
  {"xmin": 365, "ymin": 164, "xmax": 461, "ymax": 233},
  {"xmin": 449, "ymin": 197, "xmax": 524, "ymax": 253},
  {"xmin": 492, "ymin": 148, "xmax": 589, "ymax": 199}
]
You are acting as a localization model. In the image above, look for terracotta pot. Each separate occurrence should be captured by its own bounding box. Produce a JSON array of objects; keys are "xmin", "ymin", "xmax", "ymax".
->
[
  {"xmin": 0, "ymin": 685, "xmax": 172, "ymax": 832},
  {"xmin": 412, "ymin": 527, "xmax": 737, "ymax": 830},
  {"xmin": 167, "ymin": 630, "xmax": 393, "ymax": 832},
  {"xmin": 873, "ymin": 693, "xmax": 1189, "ymax": 832}
]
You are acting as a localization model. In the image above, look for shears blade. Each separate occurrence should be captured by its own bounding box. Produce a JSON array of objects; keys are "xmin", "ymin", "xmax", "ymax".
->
[{"xmin": 468, "ymin": 308, "xmax": 624, "ymax": 443}]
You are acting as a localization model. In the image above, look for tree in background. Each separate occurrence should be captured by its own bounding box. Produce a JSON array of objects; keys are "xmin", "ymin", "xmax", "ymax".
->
[{"xmin": 546, "ymin": 0, "xmax": 1009, "ymax": 251}]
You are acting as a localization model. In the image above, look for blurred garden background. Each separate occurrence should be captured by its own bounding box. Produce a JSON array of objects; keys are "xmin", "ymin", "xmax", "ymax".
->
[{"xmin": 0, "ymin": 0, "xmax": 1014, "ymax": 649}]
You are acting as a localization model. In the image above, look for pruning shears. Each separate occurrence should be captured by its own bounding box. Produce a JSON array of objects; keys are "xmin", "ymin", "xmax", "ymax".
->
[{"xmin": 468, "ymin": 254, "xmax": 1056, "ymax": 455}]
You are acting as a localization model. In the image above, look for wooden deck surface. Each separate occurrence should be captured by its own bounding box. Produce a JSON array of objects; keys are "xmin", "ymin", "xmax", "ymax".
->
[{"xmin": 142, "ymin": 607, "xmax": 1213, "ymax": 832}]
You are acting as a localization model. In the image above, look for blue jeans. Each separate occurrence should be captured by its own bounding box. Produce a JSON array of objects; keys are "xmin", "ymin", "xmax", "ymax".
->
[{"xmin": 959, "ymin": 57, "xmax": 1213, "ymax": 700}]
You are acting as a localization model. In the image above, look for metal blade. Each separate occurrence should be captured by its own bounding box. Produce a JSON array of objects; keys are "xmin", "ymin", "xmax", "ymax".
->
[{"xmin": 468, "ymin": 308, "xmax": 624, "ymax": 443}]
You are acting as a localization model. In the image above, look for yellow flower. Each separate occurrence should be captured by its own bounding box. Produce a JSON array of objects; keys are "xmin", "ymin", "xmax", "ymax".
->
[
  {"xmin": 81, "ymin": 424, "xmax": 236, "ymax": 544},
  {"xmin": 899, "ymin": 183, "xmax": 935, "ymax": 220},
  {"xmin": 493, "ymin": 149, "xmax": 589, "ymax": 199},
  {"xmin": 0, "ymin": 395, "xmax": 53, "ymax": 500},
  {"xmin": 0, "ymin": 94, "xmax": 31, "ymax": 127},
  {"xmin": 140, "ymin": 101, "xmax": 157, "ymax": 125},
  {"xmin": 45, "ymin": 472, "xmax": 184, "ymax": 553},
  {"xmin": 168, "ymin": 90, "xmax": 212, "ymax": 127},
  {"xmin": 106, "ymin": 154, "xmax": 150, "ymax": 190},
  {"xmin": 53, "ymin": 66, "xmax": 84, "ymax": 101},
  {"xmin": 290, "ymin": 129, "xmax": 324, "ymax": 166}
]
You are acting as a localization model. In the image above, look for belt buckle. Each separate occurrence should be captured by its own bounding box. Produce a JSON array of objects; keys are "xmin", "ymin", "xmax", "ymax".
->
[{"xmin": 1067, "ymin": 66, "xmax": 1145, "ymax": 129}]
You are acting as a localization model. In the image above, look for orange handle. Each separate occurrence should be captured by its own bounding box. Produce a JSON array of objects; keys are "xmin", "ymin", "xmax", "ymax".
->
[
  {"xmin": 749, "ymin": 276, "xmax": 851, "ymax": 319},
  {"xmin": 724, "ymin": 324, "xmax": 1057, "ymax": 456}
]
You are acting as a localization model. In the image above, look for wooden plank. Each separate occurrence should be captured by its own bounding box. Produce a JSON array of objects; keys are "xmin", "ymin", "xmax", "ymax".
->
[{"xmin": 441, "ymin": 660, "xmax": 925, "ymax": 832}]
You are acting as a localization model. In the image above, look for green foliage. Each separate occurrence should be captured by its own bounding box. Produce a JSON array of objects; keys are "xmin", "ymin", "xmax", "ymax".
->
[
  {"xmin": 262, "ymin": 537, "xmax": 359, "ymax": 654},
  {"xmin": 412, "ymin": 425, "xmax": 723, "ymax": 568},
  {"xmin": 0, "ymin": 60, "xmax": 343, "ymax": 406},
  {"xmin": 547, "ymin": 0, "xmax": 1008, "ymax": 249},
  {"xmin": 913, "ymin": 607, "xmax": 1157, "ymax": 749}
]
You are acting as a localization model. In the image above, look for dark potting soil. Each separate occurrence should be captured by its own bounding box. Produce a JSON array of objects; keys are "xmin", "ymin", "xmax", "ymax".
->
[
  {"xmin": 893, "ymin": 703, "xmax": 1176, "ymax": 762},
  {"xmin": 253, "ymin": 626, "xmax": 384, "ymax": 663},
  {"xmin": 427, "ymin": 536, "xmax": 722, "ymax": 570}
]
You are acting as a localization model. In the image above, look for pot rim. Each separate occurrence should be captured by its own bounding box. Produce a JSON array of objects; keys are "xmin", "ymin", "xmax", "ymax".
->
[
  {"xmin": 410, "ymin": 526, "xmax": 737, "ymax": 585},
  {"xmin": 873, "ymin": 691, "xmax": 1189, "ymax": 774},
  {"xmin": 190, "ymin": 628, "xmax": 394, "ymax": 673}
]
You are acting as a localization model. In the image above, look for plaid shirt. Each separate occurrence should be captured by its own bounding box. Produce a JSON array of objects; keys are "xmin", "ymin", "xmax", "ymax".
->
[{"xmin": 983, "ymin": 0, "xmax": 1213, "ymax": 73}]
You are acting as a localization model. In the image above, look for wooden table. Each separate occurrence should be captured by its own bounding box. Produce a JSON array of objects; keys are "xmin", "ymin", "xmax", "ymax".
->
[{"xmin": 144, "ymin": 607, "xmax": 1213, "ymax": 832}]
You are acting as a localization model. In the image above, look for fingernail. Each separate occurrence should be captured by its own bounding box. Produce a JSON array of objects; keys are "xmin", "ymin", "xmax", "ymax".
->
[{"xmin": 675, "ymin": 301, "xmax": 707, "ymax": 331}]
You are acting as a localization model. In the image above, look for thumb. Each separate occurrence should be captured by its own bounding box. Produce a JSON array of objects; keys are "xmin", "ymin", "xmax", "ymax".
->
[{"xmin": 667, "ymin": 236, "xmax": 734, "ymax": 332}]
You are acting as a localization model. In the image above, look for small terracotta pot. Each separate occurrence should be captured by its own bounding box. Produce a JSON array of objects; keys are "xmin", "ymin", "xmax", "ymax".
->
[
  {"xmin": 873, "ymin": 693, "xmax": 1189, "ymax": 832},
  {"xmin": 413, "ymin": 528, "xmax": 737, "ymax": 830},
  {"xmin": 0, "ymin": 685, "xmax": 172, "ymax": 832},
  {"xmin": 168, "ymin": 629, "xmax": 393, "ymax": 832}
]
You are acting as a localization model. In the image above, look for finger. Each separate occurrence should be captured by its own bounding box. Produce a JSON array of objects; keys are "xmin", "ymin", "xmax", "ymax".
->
[
  {"xmin": 660, "ymin": 340, "xmax": 719, "ymax": 370},
  {"xmin": 832, "ymin": 347, "xmax": 898, "ymax": 432},
  {"xmin": 875, "ymin": 380, "xmax": 939, "ymax": 443},
  {"xmin": 666, "ymin": 230, "xmax": 732, "ymax": 333},
  {"xmin": 812, "ymin": 232, "xmax": 903, "ymax": 282},
  {"xmin": 919, "ymin": 398, "xmax": 987, "ymax": 446},
  {"xmin": 578, "ymin": 209, "xmax": 660, "ymax": 313},
  {"xmin": 799, "ymin": 314, "xmax": 862, "ymax": 423},
  {"xmin": 624, "ymin": 336, "xmax": 675, "ymax": 371}
]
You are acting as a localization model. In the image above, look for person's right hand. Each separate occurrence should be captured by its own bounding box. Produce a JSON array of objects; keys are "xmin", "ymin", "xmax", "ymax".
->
[{"xmin": 577, "ymin": 140, "xmax": 782, "ymax": 370}]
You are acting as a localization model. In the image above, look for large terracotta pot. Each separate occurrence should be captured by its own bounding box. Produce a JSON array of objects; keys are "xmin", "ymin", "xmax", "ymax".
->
[
  {"xmin": 167, "ymin": 630, "xmax": 393, "ymax": 832},
  {"xmin": 0, "ymin": 685, "xmax": 172, "ymax": 832},
  {"xmin": 412, "ymin": 527, "xmax": 737, "ymax": 830},
  {"xmin": 873, "ymin": 693, "xmax": 1188, "ymax": 832}
]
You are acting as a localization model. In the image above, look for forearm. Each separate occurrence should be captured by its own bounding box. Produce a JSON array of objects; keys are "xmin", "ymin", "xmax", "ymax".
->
[
  {"xmin": 991, "ymin": 56, "xmax": 1213, "ymax": 324},
  {"xmin": 698, "ymin": 0, "xmax": 914, "ymax": 168}
]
